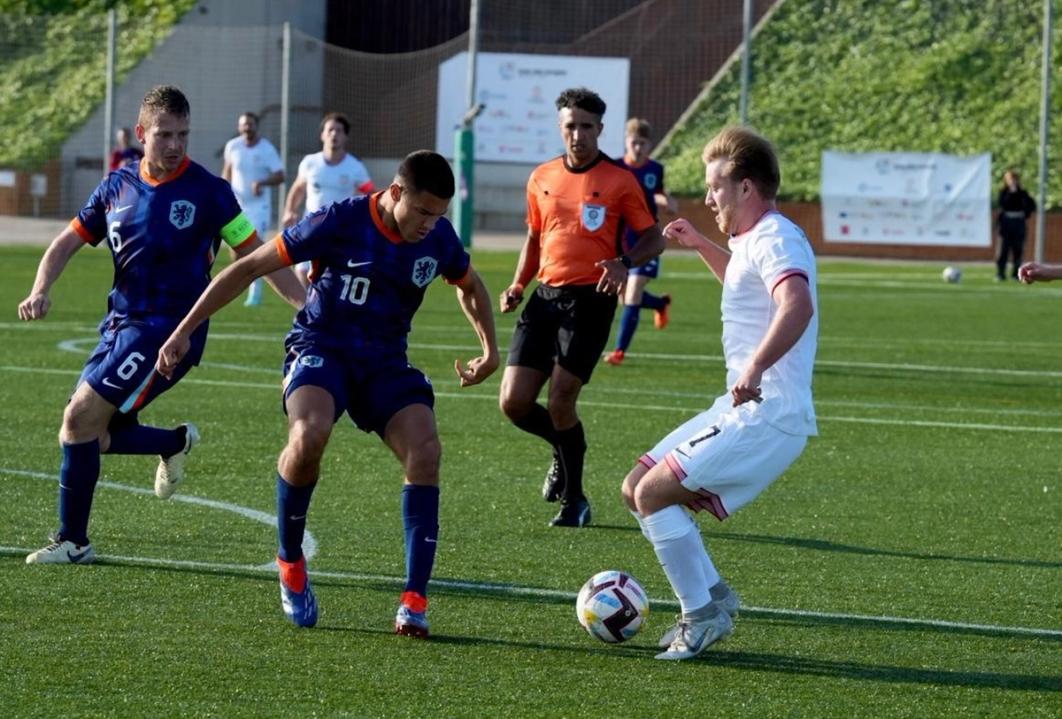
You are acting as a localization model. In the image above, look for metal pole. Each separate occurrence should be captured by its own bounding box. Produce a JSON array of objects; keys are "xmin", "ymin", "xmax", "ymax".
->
[
  {"xmin": 739, "ymin": 0, "xmax": 752, "ymax": 125},
  {"xmin": 103, "ymin": 8, "xmax": 116, "ymax": 176},
  {"xmin": 1035, "ymin": 0, "xmax": 1053, "ymax": 263},
  {"xmin": 454, "ymin": 0, "xmax": 480, "ymax": 247},
  {"xmin": 279, "ymin": 22, "xmax": 291, "ymax": 230}
]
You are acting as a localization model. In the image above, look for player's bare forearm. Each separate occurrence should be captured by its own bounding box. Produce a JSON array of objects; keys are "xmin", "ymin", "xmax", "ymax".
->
[
  {"xmin": 454, "ymin": 270, "xmax": 500, "ymax": 386},
  {"xmin": 18, "ymin": 229, "xmax": 83, "ymax": 321},
  {"xmin": 749, "ymin": 276, "xmax": 814, "ymax": 374},
  {"xmin": 261, "ymin": 264, "xmax": 305, "ymax": 308},
  {"xmin": 500, "ymin": 230, "xmax": 540, "ymax": 312},
  {"xmin": 664, "ymin": 218, "xmax": 729, "ymax": 281},
  {"xmin": 626, "ymin": 224, "xmax": 665, "ymax": 266},
  {"xmin": 282, "ymin": 179, "xmax": 307, "ymax": 225}
]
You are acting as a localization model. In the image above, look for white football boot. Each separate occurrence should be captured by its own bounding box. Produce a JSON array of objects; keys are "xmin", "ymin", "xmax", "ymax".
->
[{"xmin": 155, "ymin": 423, "xmax": 200, "ymax": 499}]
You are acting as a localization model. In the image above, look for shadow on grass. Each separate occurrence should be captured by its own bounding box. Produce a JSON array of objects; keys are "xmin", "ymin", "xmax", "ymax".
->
[{"xmin": 708, "ymin": 530, "xmax": 1062, "ymax": 570}]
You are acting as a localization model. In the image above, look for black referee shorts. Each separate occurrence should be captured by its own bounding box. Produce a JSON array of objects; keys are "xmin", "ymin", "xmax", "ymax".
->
[{"xmin": 506, "ymin": 283, "xmax": 617, "ymax": 385}]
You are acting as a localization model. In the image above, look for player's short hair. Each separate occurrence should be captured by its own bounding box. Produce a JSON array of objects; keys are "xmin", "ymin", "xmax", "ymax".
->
[
  {"xmin": 138, "ymin": 85, "xmax": 190, "ymax": 128},
  {"xmin": 240, "ymin": 111, "xmax": 259, "ymax": 124},
  {"xmin": 320, "ymin": 112, "xmax": 351, "ymax": 135},
  {"xmin": 625, "ymin": 118, "xmax": 652, "ymax": 139},
  {"xmin": 702, "ymin": 126, "xmax": 780, "ymax": 200},
  {"xmin": 396, "ymin": 150, "xmax": 455, "ymax": 200},
  {"xmin": 555, "ymin": 87, "xmax": 606, "ymax": 118}
]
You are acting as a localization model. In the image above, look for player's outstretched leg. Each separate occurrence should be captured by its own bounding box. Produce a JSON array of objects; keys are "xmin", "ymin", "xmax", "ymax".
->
[
  {"xmin": 154, "ymin": 423, "xmax": 200, "ymax": 499},
  {"xmin": 27, "ymin": 439, "xmax": 101, "ymax": 565}
]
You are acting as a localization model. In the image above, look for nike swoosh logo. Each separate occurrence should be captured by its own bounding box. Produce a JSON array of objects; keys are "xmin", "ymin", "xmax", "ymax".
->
[
  {"xmin": 101, "ymin": 377, "xmax": 122, "ymax": 389},
  {"xmin": 288, "ymin": 515, "xmax": 306, "ymax": 521},
  {"xmin": 424, "ymin": 538, "xmax": 437, "ymax": 543},
  {"xmin": 347, "ymin": 260, "xmax": 372, "ymax": 268},
  {"xmin": 66, "ymin": 549, "xmax": 91, "ymax": 563},
  {"xmin": 114, "ymin": 204, "xmax": 134, "ymax": 214}
]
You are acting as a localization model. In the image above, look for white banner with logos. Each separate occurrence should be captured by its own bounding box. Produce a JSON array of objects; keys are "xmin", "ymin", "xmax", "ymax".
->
[
  {"xmin": 821, "ymin": 151, "xmax": 991, "ymax": 246},
  {"xmin": 436, "ymin": 52, "xmax": 630, "ymax": 163}
]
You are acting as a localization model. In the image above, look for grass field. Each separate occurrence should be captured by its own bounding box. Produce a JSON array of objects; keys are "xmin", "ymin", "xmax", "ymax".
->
[{"xmin": 1, "ymin": 244, "xmax": 1060, "ymax": 718}]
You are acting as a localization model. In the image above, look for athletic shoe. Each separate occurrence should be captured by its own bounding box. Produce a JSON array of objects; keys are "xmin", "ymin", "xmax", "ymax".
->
[
  {"xmin": 278, "ymin": 555, "xmax": 318, "ymax": 628},
  {"xmin": 244, "ymin": 280, "xmax": 263, "ymax": 307},
  {"xmin": 603, "ymin": 349, "xmax": 625, "ymax": 366},
  {"xmin": 658, "ymin": 584, "xmax": 740, "ymax": 648},
  {"xmin": 541, "ymin": 450, "xmax": 565, "ymax": 503},
  {"xmin": 654, "ymin": 294, "xmax": 672, "ymax": 330},
  {"xmin": 549, "ymin": 498, "xmax": 591, "ymax": 528},
  {"xmin": 655, "ymin": 606, "xmax": 733, "ymax": 660},
  {"xmin": 25, "ymin": 535, "xmax": 96, "ymax": 565},
  {"xmin": 395, "ymin": 591, "xmax": 429, "ymax": 638},
  {"xmin": 154, "ymin": 423, "xmax": 200, "ymax": 499}
]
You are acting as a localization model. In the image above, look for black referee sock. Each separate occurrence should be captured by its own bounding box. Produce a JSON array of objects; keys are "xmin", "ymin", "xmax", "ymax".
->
[
  {"xmin": 513, "ymin": 403, "xmax": 558, "ymax": 446},
  {"xmin": 555, "ymin": 422, "xmax": 587, "ymax": 504}
]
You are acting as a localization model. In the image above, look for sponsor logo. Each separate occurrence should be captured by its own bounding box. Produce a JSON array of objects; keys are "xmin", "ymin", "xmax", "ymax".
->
[
  {"xmin": 169, "ymin": 200, "xmax": 196, "ymax": 229},
  {"xmin": 581, "ymin": 203, "xmax": 605, "ymax": 231},
  {"xmin": 347, "ymin": 260, "xmax": 372, "ymax": 268},
  {"xmin": 412, "ymin": 257, "xmax": 438, "ymax": 287}
]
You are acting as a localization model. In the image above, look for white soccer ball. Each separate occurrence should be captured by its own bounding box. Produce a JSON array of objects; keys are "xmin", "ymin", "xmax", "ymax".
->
[
  {"xmin": 575, "ymin": 570, "xmax": 650, "ymax": 643},
  {"xmin": 942, "ymin": 266, "xmax": 962, "ymax": 283}
]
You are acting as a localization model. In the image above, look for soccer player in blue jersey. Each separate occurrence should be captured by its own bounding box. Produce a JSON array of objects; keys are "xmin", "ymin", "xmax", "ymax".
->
[
  {"xmin": 156, "ymin": 150, "xmax": 499, "ymax": 638},
  {"xmin": 18, "ymin": 85, "xmax": 305, "ymax": 565},
  {"xmin": 604, "ymin": 118, "xmax": 678, "ymax": 366}
]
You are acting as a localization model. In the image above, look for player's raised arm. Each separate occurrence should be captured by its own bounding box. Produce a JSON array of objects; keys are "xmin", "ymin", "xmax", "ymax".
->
[
  {"xmin": 454, "ymin": 268, "xmax": 500, "ymax": 387},
  {"xmin": 18, "ymin": 226, "xmax": 85, "ymax": 321},
  {"xmin": 664, "ymin": 218, "xmax": 731, "ymax": 282},
  {"xmin": 282, "ymin": 175, "xmax": 308, "ymax": 227},
  {"xmin": 156, "ymin": 240, "xmax": 290, "ymax": 378}
]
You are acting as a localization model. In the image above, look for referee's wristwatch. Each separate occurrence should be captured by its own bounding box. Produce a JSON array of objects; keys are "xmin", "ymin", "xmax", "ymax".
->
[{"xmin": 618, "ymin": 254, "xmax": 633, "ymax": 270}]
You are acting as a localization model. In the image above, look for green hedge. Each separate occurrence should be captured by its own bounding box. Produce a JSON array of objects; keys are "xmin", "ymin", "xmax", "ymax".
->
[
  {"xmin": 0, "ymin": 0, "xmax": 196, "ymax": 169},
  {"xmin": 657, "ymin": 0, "xmax": 1062, "ymax": 207}
]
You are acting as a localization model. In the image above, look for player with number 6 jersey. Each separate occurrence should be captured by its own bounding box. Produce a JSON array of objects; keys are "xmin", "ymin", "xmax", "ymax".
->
[
  {"xmin": 156, "ymin": 150, "xmax": 499, "ymax": 638},
  {"xmin": 17, "ymin": 85, "xmax": 305, "ymax": 567}
]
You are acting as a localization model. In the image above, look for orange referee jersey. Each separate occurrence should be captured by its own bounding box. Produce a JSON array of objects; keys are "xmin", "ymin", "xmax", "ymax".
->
[{"xmin": 526, "ymin": 153, "xmax": 656, "ymax": 286}]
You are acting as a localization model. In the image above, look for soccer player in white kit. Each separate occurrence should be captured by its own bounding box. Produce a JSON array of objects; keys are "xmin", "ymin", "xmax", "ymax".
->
[
  {"xmin": 223, "ymin": 112, "xmax": 285, "ymax": 306},
  {"xmin": 620, "ymin": 126, "xmax": 818, "ymax": 661},
  {"xmin": 281, "ymin": 112, "xmax": 374, "ymax": 286}
]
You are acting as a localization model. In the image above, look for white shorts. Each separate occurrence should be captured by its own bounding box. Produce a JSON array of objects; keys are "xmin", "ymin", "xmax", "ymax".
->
[{"xmin": 640, "ymin": 396, "xmax": 807, "ymax": 521}]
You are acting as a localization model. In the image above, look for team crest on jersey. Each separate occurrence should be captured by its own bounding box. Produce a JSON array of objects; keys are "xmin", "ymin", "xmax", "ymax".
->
[
  {"xmin": 644, "ymin": 174, "xmax": 658, "ymax": 190},
  {"xmin": 412, "ymin": 257, "xmax": 438, "ymax": 288},
  {"xmin": 581, "ymin": 203, "xmax": 606, "ymax": 232},
  {"xmin": 169, "ymin": 200, "xmax": 196, "ymax": 229},
  {"xmin": 299, "ymin": 355, "xmax": 324, "ymax": 368}
]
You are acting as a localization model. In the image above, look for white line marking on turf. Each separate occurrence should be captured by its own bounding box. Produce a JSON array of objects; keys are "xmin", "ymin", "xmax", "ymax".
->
[
  {"xmin": 3, "ymin": 364, "xmax": 1060, "ymax": 434},
  {"xmin": 1, "ymin": 467, "xmax": 316, "ymax": 564},
  {"xmin": 2, "ymin": 545, "xmax": 1058, "ymax": 640}
]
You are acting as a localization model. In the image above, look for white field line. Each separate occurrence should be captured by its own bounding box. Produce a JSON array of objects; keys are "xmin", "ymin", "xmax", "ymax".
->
[
  {"xmin": 1, "ymin": 543, "xmax": 1058, "ymax": 640},
  {"xmin": 2, "ymin": 363, "xmax": 1061, "ymax": 434}
]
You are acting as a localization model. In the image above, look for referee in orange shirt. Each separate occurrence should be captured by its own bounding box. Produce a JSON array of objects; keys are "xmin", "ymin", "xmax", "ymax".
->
[{"xmin": 498, "ymin": 87, "xmax": 665, "ymax": 527}]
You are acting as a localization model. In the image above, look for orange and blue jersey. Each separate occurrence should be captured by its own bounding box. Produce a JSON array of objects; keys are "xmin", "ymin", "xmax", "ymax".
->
[
  {"xmin": 276, "ymin": 192, "xmax": 470, "ymax": 357},
  {"xmin": 71, "ymin": 158, "xmax": 255, "ymax": 325}
]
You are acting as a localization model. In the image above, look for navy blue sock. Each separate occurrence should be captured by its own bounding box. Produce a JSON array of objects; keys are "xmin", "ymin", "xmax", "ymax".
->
[
  {"xmin": 276, "ymin": 474, "xmax": 316, "ymax": 562},
  {"xmin": 402, "ymin": 484, "xmax": 440, "ymax": 596},
  {"xmin": 57, "ymin": 440, "xmax": 101, "ymax": 546},
  {"xmin": 615, "ymin": 304, "xmax": 640, "ymax": 352},
  {"xmin": 513, "ymin": 403, "xmax": 557, "ymax": 446},
  {"xmin": 640, "ymin": 291, "xmax": 665, "ymax": 310},
  {"xmin": 106, "ymin": 422, "xmax": 185, "ymax": 457}
]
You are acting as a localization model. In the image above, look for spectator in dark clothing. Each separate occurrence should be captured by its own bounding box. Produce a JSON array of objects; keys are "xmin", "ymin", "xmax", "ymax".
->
[
  {"xmin": 995, "ymin": 169, "xmax": 1036, "ymax": 281},
  {"xmin": 109, "ymin": 127, "xmax": 143, "ymax": 172}
]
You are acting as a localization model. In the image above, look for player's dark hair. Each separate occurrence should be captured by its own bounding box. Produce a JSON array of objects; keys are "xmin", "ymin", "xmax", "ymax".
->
[
  {"xmin": 320, "ymin": 112, "xmax": 351, "ymax": 135},
  {"xmin": 397, "ymin": 150, "xmax": 455, "ymax": 200},
  {"xmin": 555, "ymin": 87, "xmax": 606, "ymax": 118},
  {"xmin": 139, "ymin": 85, "xmax": 190, "ymax": 128},
  {"xmin": 703, "ymin": 126, "xmax": 780, "ymax": 200},
  {"xmin": 240, "ymin": 111, "xmax": 260, "ymax": 124}
]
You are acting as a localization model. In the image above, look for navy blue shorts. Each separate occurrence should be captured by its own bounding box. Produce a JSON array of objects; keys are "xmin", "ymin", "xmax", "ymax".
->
[
  {"xmin": 79, "ymin": 319, "xmax": 207, "ymax": 414},
  {"xmin": 282, "ymin": 345, "xmax": 434, "ymax": 436},
  {"xmin": 629, "ymin": 256, "xmax": 660, "ymax": 278}
]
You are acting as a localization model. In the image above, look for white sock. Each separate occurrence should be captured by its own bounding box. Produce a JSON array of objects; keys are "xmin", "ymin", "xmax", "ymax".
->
[
  {"xmin": 642, "ymin": 505, "xmax": 712, "ymax": 614},
  {"xmin": 689, "ymin": 524, "xmax": 722, "ymax": 588},
  {"xmin": 630, "ymin": 509, "xmax": 651, "ymax": 541}
]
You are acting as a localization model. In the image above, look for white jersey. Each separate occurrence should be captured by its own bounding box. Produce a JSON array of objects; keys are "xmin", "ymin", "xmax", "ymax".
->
[
  {"xmin": 223, "ymin": 136, "xmax": 283, "ymax": 233},
  {"xmin": 721, "ymin": 211, "xmax": 818, "ymax": 436},
  {"xmin": 298, "ymin": 152, "xmax": 373, "ymax": 214}
]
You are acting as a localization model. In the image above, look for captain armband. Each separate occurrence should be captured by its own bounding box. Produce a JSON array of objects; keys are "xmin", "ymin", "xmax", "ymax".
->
[{"xmin": 220, "ymin": 212, "xmax": 256, "ymax": 249}]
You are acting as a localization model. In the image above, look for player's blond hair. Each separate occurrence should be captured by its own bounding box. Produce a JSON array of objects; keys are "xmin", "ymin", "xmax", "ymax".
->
[
  {"xmin": 625, "ymin": 118, "xmax": 652, "ymax": 139},
  {"xmin": 702, "ymin": 126, "xmax": 780, "ymax": 200},
  {"xmin": 138, "ymin": 85, "xmax": 190, "ymax": 129}
]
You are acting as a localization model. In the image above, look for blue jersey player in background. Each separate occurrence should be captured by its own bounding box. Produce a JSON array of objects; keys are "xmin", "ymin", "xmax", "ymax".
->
[
  {"xmin": 18, "ymin": 85, "xmax": 305, "ymax": 565},
  {"xmin": 157, "ymin": 150, "xmax": 499, "ymax": 638},
  {"xmin": 604, "ymin": 118, "xmax": 678, "ymax": 366}
]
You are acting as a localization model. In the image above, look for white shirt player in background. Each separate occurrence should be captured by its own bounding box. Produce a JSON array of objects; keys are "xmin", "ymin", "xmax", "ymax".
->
[
  {"xmin": 620, "ymin": 126, "xmax": 818, "ymax": 661},
  {"xmin": 281, "ymin": 111, "xmax": 374, "ymax": 287},
  {"xmin": 222, "ymin": 111, "xmax": 285, "ymax": 306}
]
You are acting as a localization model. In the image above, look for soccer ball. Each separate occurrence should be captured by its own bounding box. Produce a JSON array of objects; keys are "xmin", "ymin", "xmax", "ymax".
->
[
  {"xmin": 942, "ymin": 266, "xmax": 962, "ymax": 283},
  {"xmin": 575, "ymin": 570, "xmax": 650, "ymax": 643}
]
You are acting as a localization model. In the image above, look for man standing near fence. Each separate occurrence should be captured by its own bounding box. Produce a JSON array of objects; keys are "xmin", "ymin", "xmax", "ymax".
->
[{"xmin": 223, "ymin": 111, "xmax": 285, "ymax": 306}]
